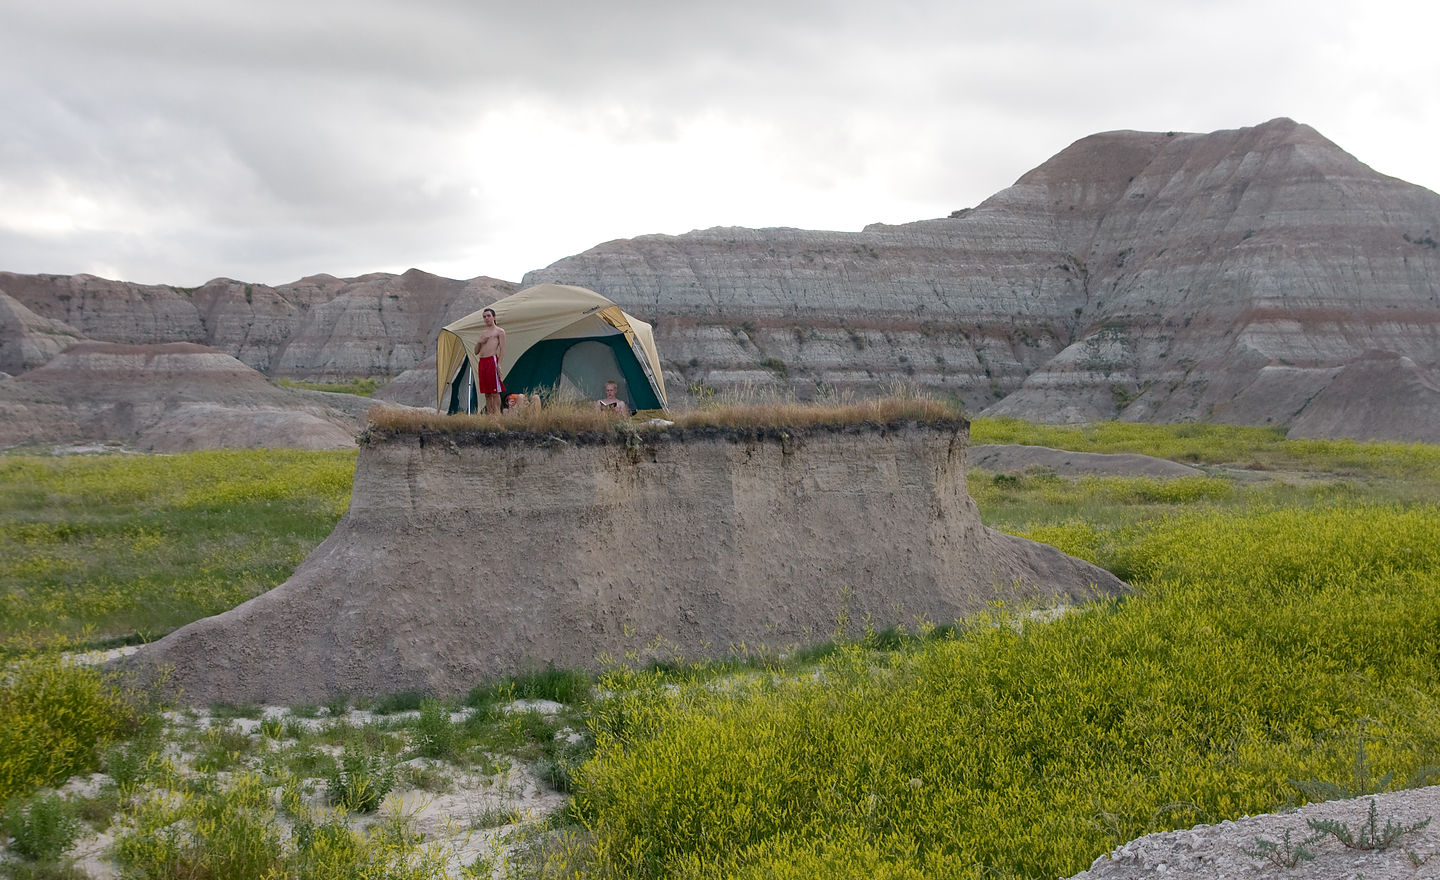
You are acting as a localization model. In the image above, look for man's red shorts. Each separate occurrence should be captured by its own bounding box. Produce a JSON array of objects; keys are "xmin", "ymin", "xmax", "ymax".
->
[{"xmin": 475, "ymin": 355, "xmax": 505, "ymax": 395}]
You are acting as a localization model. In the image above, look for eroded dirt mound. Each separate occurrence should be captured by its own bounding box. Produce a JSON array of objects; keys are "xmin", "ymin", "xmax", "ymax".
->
[
  {"xmin": 0, "ymin": 341, "xmax": 377, "ymax": 450},
  {"xmin": 969, "ymin": 444, "xmax": 1202, "ymax": 477},
  {"xmin": 127, "ymin": 422, "xmax": 1128, "ymax": 704},
  {"xmin": 1288, "ymin": 351, "xmax": 1440, "ymax": 444}
]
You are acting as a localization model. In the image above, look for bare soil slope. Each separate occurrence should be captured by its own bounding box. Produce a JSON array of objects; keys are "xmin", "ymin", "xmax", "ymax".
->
[{"xmin": 0, "ymin": 342, "xmax": 377, "ymax": 450}]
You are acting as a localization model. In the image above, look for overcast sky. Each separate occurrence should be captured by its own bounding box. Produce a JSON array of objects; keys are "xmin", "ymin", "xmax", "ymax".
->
[{"xmin": 2, "ymin": 0, "xmax": 1436, "ymax": 287}]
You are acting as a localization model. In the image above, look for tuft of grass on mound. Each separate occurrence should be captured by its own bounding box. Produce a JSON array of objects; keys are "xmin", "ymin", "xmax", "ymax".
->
[
  {"xmin": 564, "ymin": 501, "xmax": 1440, "ymax": 880},
  {"xmin": 362, "ymin": 397, "xmax": 963, "ymax": 445}
]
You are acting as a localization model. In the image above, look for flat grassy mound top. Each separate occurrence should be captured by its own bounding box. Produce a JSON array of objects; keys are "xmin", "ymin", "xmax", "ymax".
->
[{"xmin": 360, "ymin": 398, "xmax": 965, "ymax": 448}]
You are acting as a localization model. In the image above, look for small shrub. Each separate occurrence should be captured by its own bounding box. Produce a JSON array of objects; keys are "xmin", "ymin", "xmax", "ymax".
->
[
  {"xmin": 467, "ymin": 665, "xmax": 592, "ymax": 710},
  {"xmin": 258, "ymin": 716, "xmax": 285, "ymax": 740},
  {"xmin": 536, "ymin": 743, "xmax": 588, "ymax": 794},
  {"xmin": 192, "ymin": 725, "xmax": 255, "ymax": 773},
  {"xmin": 325, "ymin": 754, "xmax": 395, "ymax": 814},
  {"xmin": 102, "ymin": 740, "xmax": 156, "ymax": 795},
  {"xmin": 282, "ymin": 717, "xmax": 312, "ymax": 741},
  {"xmin": 278, "ymin": 743, "xmax": 336, "ymax": 779},
  {"xmin": 1306, "ymin": 798, "xmax": 1431, "ymax": 851},
  {"xmin": 117, "ymin": 771, "xmax": 447, "ymax": 879},
  {"xmin": 371, "ymin": 691, "xmax": 427, "ymax": 715},
  {"xmin": 471, "ymin": 804, "xmax": 524, "ymax": 829},
  {"xmin": 0, "ymin": 650, "xmax": 148, "ymax": 802},
  {"xmin": 2, "ymin": 859, "xmax": 91, "ymax": 879},
  {"xmin": 1290, "ymin": 731, "xmax": 1392, "ymax": 803},
  {"xmin": 2, "ymin": 791, "xmax": 82, "ymax": 861},
  {"xmin": 72, "ymin": 785, "xmax": 123, "ymax": 829},
  {"xmin": 398, "ymin": 763, "xmax": 452, "ymax": 794},
  {"xmin": 1241, "ymin": 828, "xmax": 1319, "ymax": 868},
  {"xmin": 413, "ymin": 699, "xmax": 457, "ymax": 760},
  {"xmin": 208, "ymin": 702, "xmax": 264, "ymax": 720},
  {"xmin": 115, "ymin": 773, "xmax": 282, "ymax": 879}
]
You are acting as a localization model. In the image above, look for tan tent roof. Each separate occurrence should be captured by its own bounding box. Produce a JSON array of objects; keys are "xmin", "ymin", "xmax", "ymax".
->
[{"xmin": 436, "ymin": 284, "xmax": 667, "ymax": 411}]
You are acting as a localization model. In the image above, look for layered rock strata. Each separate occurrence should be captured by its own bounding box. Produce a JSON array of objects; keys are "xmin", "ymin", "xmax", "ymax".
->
[
  {"xmin": 127, "ymin": 420, "xmax": 1126, "ymax": 704},
  {"xmin": 525, "ymin": 119, "xmax": 1440, "ymax": 437},
  {"xmin": 0, "ymin": 292, "xmax": 85, "ymax": 374},
  {"xmin": 0, "ymin": 270, "xmax": 515, "ymax": 380},
  {"xmin": 6, "ymin": 118, "xmax": 1437, "ymax": 441}
]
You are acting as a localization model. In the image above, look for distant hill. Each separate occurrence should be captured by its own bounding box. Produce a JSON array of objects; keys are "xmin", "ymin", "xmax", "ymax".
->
[
  {"xmin": 525, "ymin": 118, "xmax": 1440, "ymax": 441},
  {"xmin": 3, "ymin": 118, "xmax": 1437, "ymax": 443},
  {"xmin": 0, "ymin": 269, "xmax": 515, "ymax": 382}
]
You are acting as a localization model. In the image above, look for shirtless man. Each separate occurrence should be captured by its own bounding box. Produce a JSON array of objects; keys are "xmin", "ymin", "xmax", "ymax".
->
[
  {"xmin": 473, "ymin": 308, "xmax": 506, "ymax": 415},
  {"xmin": 595, "ymin": 380, "xmax": 630, "ymax": 417}
]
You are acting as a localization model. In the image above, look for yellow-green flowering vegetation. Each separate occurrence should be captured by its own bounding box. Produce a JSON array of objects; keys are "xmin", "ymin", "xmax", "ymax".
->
[
  {"xmin": 114, "ymin": 770, "xmax": 453, "ymax": 880},
  {"xmin": 0, "ymin": 449, "xmax": 355, "ymax": 649},
  {"xmin": 0, "ymin": 646, "xmax": 156, "ymax": 804},
  {"xmin": 565, "ymin": 500, "xmax": 1440, "ymax": 879},
  {"xmin": 5, "ymin": 419, "xmax": 1440, "ymax": 879}
]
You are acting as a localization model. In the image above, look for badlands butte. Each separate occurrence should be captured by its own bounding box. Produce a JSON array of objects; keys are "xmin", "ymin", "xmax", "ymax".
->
[{"xmin": 2, "ymin": 116, "xmax": 1439, "ymax": 448}]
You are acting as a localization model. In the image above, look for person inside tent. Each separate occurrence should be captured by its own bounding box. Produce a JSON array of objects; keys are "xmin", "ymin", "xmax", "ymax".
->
[
  {"xmin": 595, "ymin": 380, "xmax": 630, "ymax": 417},
  {"xmin": 472, "ymin": 308, "xmax": 506, "ymax": 415}
]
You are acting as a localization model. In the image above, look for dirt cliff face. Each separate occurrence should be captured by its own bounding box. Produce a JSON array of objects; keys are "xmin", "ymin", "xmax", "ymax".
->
[{"xmin": 128, "ymin": 421, "xmax": 1126, "ymax": 704}]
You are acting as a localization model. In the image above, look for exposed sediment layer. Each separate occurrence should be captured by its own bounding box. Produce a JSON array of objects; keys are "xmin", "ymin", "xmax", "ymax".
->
[{"xmin": 130, "ymin": 421, "xmax": 1126, "ymax": 704}]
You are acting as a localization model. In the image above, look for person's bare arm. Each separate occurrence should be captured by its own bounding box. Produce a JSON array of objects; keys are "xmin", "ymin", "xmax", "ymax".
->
[{"xmin": 497, "ymin": 328, "xmax": 506, "ymax": 363}]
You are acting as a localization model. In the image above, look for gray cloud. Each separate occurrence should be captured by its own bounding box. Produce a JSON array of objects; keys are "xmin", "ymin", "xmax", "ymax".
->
[{"xmin": 2, "ymin": 0, "xmax": 1435, "ymax": 286}]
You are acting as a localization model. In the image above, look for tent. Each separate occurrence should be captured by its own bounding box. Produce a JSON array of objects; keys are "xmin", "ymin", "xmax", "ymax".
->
[{"xmin": 436, "ymin": 284, "xmax": 668, "ymax": 414}]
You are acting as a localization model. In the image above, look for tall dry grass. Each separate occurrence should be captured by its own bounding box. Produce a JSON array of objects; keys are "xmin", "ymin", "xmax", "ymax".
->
[{"xmin": 364, "ymin": 396, "xmax": 961, "ymax": 441}]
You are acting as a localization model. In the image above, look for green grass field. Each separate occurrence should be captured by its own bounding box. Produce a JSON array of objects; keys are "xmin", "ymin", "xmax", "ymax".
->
[
  {"xmin": 569, "ymin": 502, "xmax": 1440, "ymax": 879},
  {"xmin": 275, "ymin": 376, "xmax": 386, "ymax": 397},
  {"xmin": 2, "ymin": 418, "xmax": 1438, "ymax": 878},
  {"xmin": 0, "ymin": 449, "xmax": 355, "ymax": 650}
]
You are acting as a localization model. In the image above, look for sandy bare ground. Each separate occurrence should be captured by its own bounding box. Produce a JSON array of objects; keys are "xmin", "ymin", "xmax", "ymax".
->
[{"xmin": 8, "ymin": 700, "xmax": 576, "ymax": 879}]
